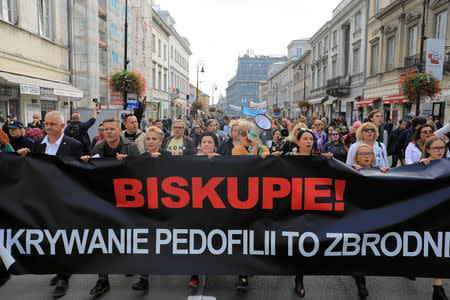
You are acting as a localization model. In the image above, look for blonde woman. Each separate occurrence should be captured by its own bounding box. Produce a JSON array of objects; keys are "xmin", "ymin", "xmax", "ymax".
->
[
  {"xmin": 346, "ymin": 122, "xmax": 388, "ymax": 168},
  {"xmin": 218, "ymin": 119, "xmax": 242, "ymax": 155},
  {"xmin": 352, "ymin": 143, "xmax": 389, "ymax": 173},
  {"xmin": 232, "ymin": 120, "xmax": 270, "ymax": 158}
]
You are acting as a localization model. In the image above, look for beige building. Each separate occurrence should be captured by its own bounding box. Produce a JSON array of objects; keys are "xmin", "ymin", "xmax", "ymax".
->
[
  {"xmin": 364, "ymin": 0, "xmax": 450, "ymax": 124},
  {"xmin": 292, "ymin": 50, "xmax": 312, "ymax": 118},
  {"xmin": 0, "ymin": 0, "xmax": 82, "ymax": 124}
]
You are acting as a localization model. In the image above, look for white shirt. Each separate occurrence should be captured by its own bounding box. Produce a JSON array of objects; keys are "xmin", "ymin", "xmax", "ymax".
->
[
  {"xmin": 223, "ymin": 124, "xmax": 230, "ymax": 136},
  {"xmin": 41, "ymin": 133, "xmax": 65, "ymax": 156},
  {"xmin": 405, "ymin": 142, "xmax": 423, "ymax": 165},
  {"xmin": 346, "ymin": 141, "xmax": 389, "ymax": 168}
]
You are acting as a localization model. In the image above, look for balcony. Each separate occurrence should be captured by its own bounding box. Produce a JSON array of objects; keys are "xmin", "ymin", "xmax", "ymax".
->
[
  {"xmin": 404, "ymin": 47, "xmax": 450, "ymax": 73},
  {"xmin": 326, "ymin": 76, "xmax": 350, "ymax": 97}
]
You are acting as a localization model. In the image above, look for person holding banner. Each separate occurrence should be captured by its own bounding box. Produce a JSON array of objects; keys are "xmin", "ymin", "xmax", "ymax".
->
[
  {"xmin": 322, "ymin": 129, "xmax": 348, "ymax": 162},
  {"xmin": 85, "ymin": 118, "xmax": 140, "ymax": 297},
  {"xmin": 281, "ymin": 123, "xmax": 308, "ymax": 154},
  {"xmin": 130, "ymin": 126, "xmax": 172, "ymax": 292},
  {"xmin": 231, "ymin": 120, "xmax": 270, "ymax": 158},
  {"xmin": 352, "ymin": 144, "xmax": 389, "ymax": 173},
  {"xmin": 419, "ymin": 136, "xmax": 449, "ymax": 300},
  {"xmin": 405, "ymin": 124, "xmax": 436, "ymax": 165},
  {"xmin": 346, "ymin": 122, "xmax": 388, "ymax": 169},
  {"xmin": 0, "ymin": 128, "xmax": 14, "ymax": 153}
]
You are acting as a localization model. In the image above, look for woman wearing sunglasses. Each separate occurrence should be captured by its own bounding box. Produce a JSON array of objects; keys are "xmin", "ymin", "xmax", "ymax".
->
[
  {"xmin": 322, "ymin": 129, "xmax": 348, "ymax": 162},
  {"xmin": 405, "ymin": 124, "xmax": 435, "ymax": 165},
  {"xmin": 218, "ymin": 119, "xmax": 242, "ymax": 155},
  {"xmin": 419, "ymin": 136, "xmax": 449, "ymax": 300},
  {"xmin": 231, "ymin": 120, "xmax": 270, "ymax": 158},
  {"xmin": 346, "ymin": 122, "xmax": 389, "ymax": 169}
]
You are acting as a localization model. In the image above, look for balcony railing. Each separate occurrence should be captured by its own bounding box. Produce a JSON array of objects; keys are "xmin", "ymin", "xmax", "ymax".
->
[
  {"xmin": 326, "ymin": 76, "xmax": 350, "ymax": 97},
  {"xmin": 404, "ymin": 47, "xmax": 450, "ymax": 73}
]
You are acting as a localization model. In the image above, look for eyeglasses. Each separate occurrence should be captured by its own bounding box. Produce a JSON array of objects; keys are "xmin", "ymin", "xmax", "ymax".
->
[
  {"xmin": 429, "ymin": 146, "xmax": 446, "ymax": 152},
  {"xmin": 363, "ymin": 128, "xmax": 376, "ymax": 133},
  {"xmin": 421, "ymin": 130, "xmax": 434, "ymax": 134},
  {"xmin": 358, "ymin": 152, "xmax": 373, "ymax": 157},
  {"xmin": 173, "ymin": 126, "xmax": 184, "ymax": 129}
]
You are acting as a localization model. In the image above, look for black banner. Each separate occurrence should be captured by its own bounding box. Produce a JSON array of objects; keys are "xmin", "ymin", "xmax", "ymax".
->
[{"xmin": 0, "ymin": 153, "xmax": 450, "ymax": 277}]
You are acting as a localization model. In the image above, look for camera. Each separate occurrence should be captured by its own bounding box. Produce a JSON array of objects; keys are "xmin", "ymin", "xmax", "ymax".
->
[{"xmin": 93, "ymin": 98, "xmax": 101, "ymax": 113}]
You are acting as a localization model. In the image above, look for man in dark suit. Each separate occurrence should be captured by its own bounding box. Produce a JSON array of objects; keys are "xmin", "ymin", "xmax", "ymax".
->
[{"xmin": 17, "ymin": 111, "xmax": 82, "ymax": 297}]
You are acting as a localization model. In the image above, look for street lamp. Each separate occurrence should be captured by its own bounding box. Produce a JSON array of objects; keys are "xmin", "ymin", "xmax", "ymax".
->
[
  {"xmin": 122, "ymin": 0, "xmax": 130, "ymax": 110},
  {"xmin": 196, "ymin": 62, "xmax": 205, "ymax": 104},
  {"xmin": 417, "ymin": 0, "xmax": 429, "ymax": 117},
  {"xmin": 298, "ymin": 63, "xmax": 307, "ymax": 100}
]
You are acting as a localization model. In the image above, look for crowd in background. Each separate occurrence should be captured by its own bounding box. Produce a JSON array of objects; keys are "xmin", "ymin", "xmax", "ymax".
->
[{"xmin": 0, "ymin": 108, "xmax": 449, "ymax": 299}]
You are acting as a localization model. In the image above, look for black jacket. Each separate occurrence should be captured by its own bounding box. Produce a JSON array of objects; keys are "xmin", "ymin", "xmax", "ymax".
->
[
  {"xmin": 163, "ymin": 135, "xmax": 195, "ymax": 155},
  {"xmin": 32, "ymin": 135, "xmax": 83, "ymax": 158},
  {"xmin": 217, "ymin": 138, "xmax": 235, "ymax": 156},
  {"xmin": 10, "ymin": 135, "xmax": 34, "ymax": 151},
  {"xmin": 387, "ymin": 127, "xmax": 405, "ymax": 155}
]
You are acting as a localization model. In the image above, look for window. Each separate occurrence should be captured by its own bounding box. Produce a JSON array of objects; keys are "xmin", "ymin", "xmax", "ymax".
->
[
  {"xmin": 158, "ymin": 39, "xmax": 161, "ymax": 57},
  {"xmin": 375, "ymin": 0, "xmax": 380, "ymax": 13},
  {"xmin": 371, "ymin": 44, "xmax": 378, "ymax": 75},
  {"xmin": 164, "ymin": 44, "xmax": 167, "ymax": 60},
  {"xmin": 311, "ymin": 69, "xmax": 316, "ymax": 89},
  {"xmin": 332, "ymin": 59, "xmax": 337, "ymax": 78},
  {"xmin": 152, "ymin": 68, "xmax": 156, "ymax": 89},
  {"xmin": 318, "ymin": 41, "xmax": 322, "ymax": 57},
  {"xmin": 313, "ymin": 46, "xmax": 316, "ymax": 60},
  {"xmin": 171, "ymin": 46, "xmax": 173, "ymax": 59},
  {"xmin": 317, "ymin": 66, "xmax": 321, "ymax": 88},
  {"xmin": 152, "ymin": 34, "xmax": 156, "ymax": 53},
  {"xmin": 164, "ymin": 73, "xmax": 167, "ymax": 91},
  {"xmin": 324, "ymin": 37, "xmax": 328, "ymax": 52},
  {"xmin": 386, "ymin": 36, "xmax": 395, "ymax": 71},
  {"xmin": 323, "ymin": 65, "xmax": 327, "ymax": 86},
  {"xmin": 158, "ymin": 70, "xmax": 162, "ymax": 90},
  {"xmin": 0, "ymin": 0, "xmax": 16, "ymax": 23},
  {"xmin": 333, "ymin": 30, "xmax": 338, "ymax": 46},
  {"xmin": 353, "ymin": 48, "xmax": 360, "ymax": 73},
  {"xmin": 355, "ymin": 12, "xmax": 361, "ymax": 31},
  {"xmin": 408, "ymin": 25, "xmax": 417, "ymax": 56},
  {"xmin": 435, "ymin": 11, "xmax": 447, "ymax": 39},
  {"xmin": 38, "ymin": 0, "xmax": 52, "ymax": 39}
]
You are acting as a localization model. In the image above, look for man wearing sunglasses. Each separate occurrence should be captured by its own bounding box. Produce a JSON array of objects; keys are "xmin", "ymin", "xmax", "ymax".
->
[{"xmin": 163, "ymin": 120, "xmax": 195, "ymax": 155}]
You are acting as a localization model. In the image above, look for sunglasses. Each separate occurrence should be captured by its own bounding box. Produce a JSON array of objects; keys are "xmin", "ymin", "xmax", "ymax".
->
[
  {"xmin": 299, "ymin": 128, "xmax": 313, "ymax": 133},
  {"xmin": 173, "ymin": 126, "xmax": 184, "ymax": 129},
  {"xmin": 331, "ymin": 133, "xmax": 340, "ymax": 136},
  {"xmin": 421, "ymin": 130, "xmax": 434, "ymax": 134},
  {"xmin": 240, "ymin": 131, "xmax": 248, "ymax": 137},
  {"xmin": 363, "ymin": 128, "xmax": 376, "ymax": 133}
]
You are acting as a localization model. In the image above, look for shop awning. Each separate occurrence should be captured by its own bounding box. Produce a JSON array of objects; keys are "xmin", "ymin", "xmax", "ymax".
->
[
  {"xmin": 0, "ymin": 71, "xmax": 84, "ymax": 98},
  {"xmin": 309, "ymin": 97, "xmax": 324, "ymax": 105},
  {"xmin": 357, "ymin": 97, "xmax": 380, "ymax": 108},
  {"xmin": 172, "ymin": 99, "xmax": 190, "ymax": 111},
  {"xmin": 383, "ymin": 94, "xmax": 410, "ymax": 104}
]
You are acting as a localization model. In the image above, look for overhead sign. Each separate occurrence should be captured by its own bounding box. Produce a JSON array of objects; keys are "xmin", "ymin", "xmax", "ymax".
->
[
  {"xmin": 20, "ymin": 84, "xmax": 40, "ymax": 95},
  {"xmin": 425, "ymin": 39, "xmax": 445, "ymax": 80},
  {"xmin": 250, "ymin": 101, "xmax": 267, "ymax": 108}
]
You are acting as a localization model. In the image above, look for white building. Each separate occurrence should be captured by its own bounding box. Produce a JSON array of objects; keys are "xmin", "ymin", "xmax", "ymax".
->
[
  {"xmin": 0, "ymin": 0, "xmax": 83, "ymax": 124},
  {"xmin": 154, "ymin": 8, "xmax": 191, "ymax": 119}
]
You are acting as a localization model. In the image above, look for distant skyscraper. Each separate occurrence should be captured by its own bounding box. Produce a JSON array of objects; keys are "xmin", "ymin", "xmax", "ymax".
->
[{"xmin": 225, "ymin": 54, "xmax": 287, "ymax": 115}]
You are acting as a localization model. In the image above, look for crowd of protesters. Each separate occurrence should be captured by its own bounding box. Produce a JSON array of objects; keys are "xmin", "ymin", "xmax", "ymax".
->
[{"xmin": 0, "ymin": 108, "xmax": 449, "ymax": 299}]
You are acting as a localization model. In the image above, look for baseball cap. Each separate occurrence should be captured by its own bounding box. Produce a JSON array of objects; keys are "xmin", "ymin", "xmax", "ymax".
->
[
  {"xmin": 7, "ymin": 113, "xmax": 16, "ymax": 118},
  {"xmin": 7, "ymin": 120, "xmax": 24, "ymax": 129}
]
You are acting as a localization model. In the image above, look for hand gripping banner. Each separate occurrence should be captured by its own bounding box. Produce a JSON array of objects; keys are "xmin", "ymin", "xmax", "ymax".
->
[{"xmin": 0, "ymin": 153, "xmax": 449, "ymax": 277}]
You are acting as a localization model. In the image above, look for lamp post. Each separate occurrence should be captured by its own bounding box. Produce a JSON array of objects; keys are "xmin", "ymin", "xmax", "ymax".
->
[
  {"xmin": 298, "ymin": 63, "xmax": 307, "ymax": 100},
  {"xmin": 196, "ymin": 62, "xmax": 205, "ymax": 104},
  {"xmin": 122, "ymin": 0, "xmax": 130, "ymax": 110},
  {"xmin": 416, "ymin": 0, "xmax": 429, "ymax": 117}
]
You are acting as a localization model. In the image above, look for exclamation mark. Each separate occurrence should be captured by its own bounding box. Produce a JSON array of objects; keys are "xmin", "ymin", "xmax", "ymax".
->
[{"xmin": 334, "ymin": 180, "xmax": 345, "ymax": 211}]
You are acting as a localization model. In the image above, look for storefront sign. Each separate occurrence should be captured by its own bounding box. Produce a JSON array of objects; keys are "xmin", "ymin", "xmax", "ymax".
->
[
  {"xmin": 20, "ymin": 84, "xmax": 40, "ymax": 95},
  {"xmin": 40, "ymin": 88, "xmax": 58, "ymax": 101}
]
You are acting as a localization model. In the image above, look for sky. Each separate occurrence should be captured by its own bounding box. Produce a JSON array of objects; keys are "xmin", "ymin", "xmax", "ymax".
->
[{"xmin": 154, "ymin": 0, "xmax": 343, "ymax": 103}]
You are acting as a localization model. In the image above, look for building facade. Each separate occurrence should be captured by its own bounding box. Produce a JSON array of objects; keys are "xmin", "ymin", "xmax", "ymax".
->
[
  {"xmin": 292, "ymin": 50, "xmax": 312, "ymax": 117},
  {"xmin": 0, "ymin": 0, "xmax": 83, "ymax": 124},
  {"xmin": 226, "ymin": 54, "xmax": 287, "ymax": 116},
  {"xmin": 364, "ymin": 0, "xmax": 450, "ymax": 124}
]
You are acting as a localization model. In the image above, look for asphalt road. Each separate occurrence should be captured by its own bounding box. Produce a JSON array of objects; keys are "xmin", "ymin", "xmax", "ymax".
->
[{"xmin": 1, "ymin": 274, "xmax": 445, "ymax": 299}]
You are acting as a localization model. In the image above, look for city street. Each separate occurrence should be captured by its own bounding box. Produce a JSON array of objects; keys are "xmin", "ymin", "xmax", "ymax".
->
[{"xmin": 1, "ymin": 274, "xmax": 443, "ymax": 299}]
